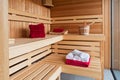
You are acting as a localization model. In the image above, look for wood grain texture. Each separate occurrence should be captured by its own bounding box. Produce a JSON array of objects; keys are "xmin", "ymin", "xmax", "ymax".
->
[
  {"xmin": 51, "ymin": 0, "xmax": 102, "ymax": 17},
  {"xmin": 103, "ymin": 0, "xmax": 111, "ymax": 69},
  {"xmin": 9, "ymin": 35, "xmax": 63, "ymax": 59},
  {"xmin": 9, "ymin": 0, "xmax": 51, "ymax": 38},
  {"xmin": 9, "ymin": 46, "xmax": 52, "ymax": 75},
  {"xmin": 46, "ymin": 35, "xmax": 104, "ymax": 80},
  {"xmin": 51, "ymin": 0, "xmax": 111, "ymax": 69},
  {"xmin": 10, "ymin": 62, "xmax": 61, "ymax": 80},
  {"xmin": 51, "ymin": 0, "xmax": 103, "ymax": 34},
  {"xmin": 51, "ymin": 23, "xmax": 103, "ymax": 34},
  {"xmin": 0, "ymin": 0, "xmax": 9, "ymax": 80}
]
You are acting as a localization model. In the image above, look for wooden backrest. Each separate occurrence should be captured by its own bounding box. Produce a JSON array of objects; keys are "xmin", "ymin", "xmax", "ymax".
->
[
  {"xmin": 52, "ymin": 35, "xmax": 104, "ymax": 58},
  {"xmin": 9, "ymin": 45, "xmax": 51, "ymax": 76}
]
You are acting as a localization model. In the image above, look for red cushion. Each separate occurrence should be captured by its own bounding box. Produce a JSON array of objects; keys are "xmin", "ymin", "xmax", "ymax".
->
[
  {"xmin": 53, "ymin": 28, "xmax": 64, "ymax": 32},
  {"xmin": 29, "ymin": 23, "xmax": 45, "ymax": 38},
  {"xmin": 66, "ymin": 58, "xmax": 90, "ymax": 67}
]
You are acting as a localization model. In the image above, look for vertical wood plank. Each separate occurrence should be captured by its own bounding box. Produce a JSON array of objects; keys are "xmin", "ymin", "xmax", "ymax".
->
[
  {"xmin": 0, "ymin": 0, "xmax": 9, "ymax": 80},
  {"xmin": 103, "ymin": 0, "xmax": 111, "ymax": 69}
]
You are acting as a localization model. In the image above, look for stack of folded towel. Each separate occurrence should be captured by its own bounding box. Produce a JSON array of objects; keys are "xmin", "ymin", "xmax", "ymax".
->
[{"xmin": 66, "ymin": 49, "xmax": 90, "ymax": 67}]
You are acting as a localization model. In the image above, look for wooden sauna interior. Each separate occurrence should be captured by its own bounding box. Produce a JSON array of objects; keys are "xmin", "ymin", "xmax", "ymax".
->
[{"xmin": 0, "ymin": 0, "xmax": 111, "ymax": 80}]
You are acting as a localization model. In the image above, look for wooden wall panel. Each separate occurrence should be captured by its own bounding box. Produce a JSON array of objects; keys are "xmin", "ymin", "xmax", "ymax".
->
[
  {"xmin": 51, "ymin": 0, "xmax": 102, "ymax": 17},
  {"xmin": 51, "ymin": 0, "xmax": 111, "ymax": 68},
  {"xmin": 51, "ymin": 0, "xmax": 103, "ymax": 34},
  {"xmin": 51, "ymin": 23, "xmax": 103, "ymax": 34},
  {"xmin": 9, "ymin": 0, "xmax": 50, "ymax": 38}
]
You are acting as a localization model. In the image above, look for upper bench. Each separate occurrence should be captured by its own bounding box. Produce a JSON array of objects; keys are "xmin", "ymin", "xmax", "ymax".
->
[{"xmin": 9, "ymin": 35, "xmax": 63, "ymax": 59}]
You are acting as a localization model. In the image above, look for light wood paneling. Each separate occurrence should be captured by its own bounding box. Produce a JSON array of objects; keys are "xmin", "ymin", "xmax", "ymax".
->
[
  {"xmin": 51, "ymin": 0, "xmax": 102, "ymax": 17},
  {"xmin": 51, "ymin": 23, "xmax": 103, "ymax": 34},
  {"xmin": 51, "ymin": 0, "xmax": 111, "ymax": 68},
  {"xmin": 43, "ymin": 34, "xmax": 105, "ymax": 80},
  {"xmin": 9, "ymin": 46, "xmax": 52, "ymax": 75},
  {"xmin": 10, "ymin": 62, "xmax": 61, "ymax": 80},
  {"xmin": 51, "ymin": 0, "xmax": 103, "ymax": 34},
  {"xmin": 103, "ymin": 0, "xmax": 111, "ymax": 69},
  {"xmin": 0, "ymin": 0, "xmax": 9, "ymax": 80},
  {"xmin": 9, "ymin": 35, "xmax": 63, "ymax": 59},
  {"xmin": 9, "ymin": 0, "xmax": 51, "ymax": 38}
]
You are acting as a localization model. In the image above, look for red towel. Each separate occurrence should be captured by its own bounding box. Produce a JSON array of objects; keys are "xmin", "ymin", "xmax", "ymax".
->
[
  {"xmin": 66, "ymin": 58, "xmax": 90, "ymax": 67},
  {"xmin": 29, "ymin": 23, "xmax": 45, "ymax": 38}
]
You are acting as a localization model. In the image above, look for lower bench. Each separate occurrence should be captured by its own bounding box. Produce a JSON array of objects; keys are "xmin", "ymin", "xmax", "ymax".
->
[
  {"xmin": 42, "ymin": 54, "xmax": 103, "ymax": 80},
  {"xmin": 10, "ymin": 62, "xmax": 62, "ymax": 80}
]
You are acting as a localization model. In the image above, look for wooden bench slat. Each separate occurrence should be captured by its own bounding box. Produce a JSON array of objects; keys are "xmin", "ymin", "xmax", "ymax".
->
[
  {"xmin": 33, "ymin": 65, "xmax": 55, "ymax": 80},
  {"xmin": 52, "ymin": 49, "xmax": 100, "ymax": 57},
  {"xmin": 9, "ymin": 45, "xmax": 51, "ymax": 66},
  {"xmin": 42, "ymin": 66, "xmax": 61, "ymax": 80},
  {"xmin": 23, "ymin": 64, "xmax": 50, "ymax": 80},
  {"xmin": 58, "ymin": 41, "xmax": 100, "ymax": 46},
  {"xmin": 52, "ymin": 45, "xmax": 100, "ymax": 52},
  {"xmin": 43, "ymin": 54, "xmax": 101, "ymax": 72},
  {"xmin": 43, "ymin": 54, "xmax": 102, "ymax": 79},
  {"xmin": 10, "ymin": 62, "xmax": 45, "ymax": 80},
  {"xmin": 9, "ymin": 61, "xmax": 28, "ymax": 75}
]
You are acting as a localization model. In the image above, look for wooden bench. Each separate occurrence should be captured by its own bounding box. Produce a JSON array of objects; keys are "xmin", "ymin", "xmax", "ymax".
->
[
  {"xmin": 10, "ymin": 62, "xmax": 61, "ymax": 80},
  {"xmin": 43, "ymin": 35, "xmax": 104, "ymax": 80},
  {"xmin": 9, "ymin": 35, "xmax": 63, "ymax": 80},
  {"xmin": 9, "ymin": 34, "xmax": 104, "ymax": 80},
  {"xmin": 9, "ymin": 45, "xmax": 62, "ymax": 80}
]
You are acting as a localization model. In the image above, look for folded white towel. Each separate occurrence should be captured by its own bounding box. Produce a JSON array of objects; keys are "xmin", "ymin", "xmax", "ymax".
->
[
  {"xmin": 66, "ymin": 52, "xmax": 74, "ymax": 60},
  {"xmin": 66, "ymin": 49, "xmax": 90, "ymax": 62},
  {"xmin": 71, "ymin": 49, "xmax": 82, "ymax": 56},
  {"xmin": 73, "ymin": 55, "xmax": 80, "ymax": 61},
  {"xmin": 80, "ymin": 53, "xmax": 90, "ymax": 62}
]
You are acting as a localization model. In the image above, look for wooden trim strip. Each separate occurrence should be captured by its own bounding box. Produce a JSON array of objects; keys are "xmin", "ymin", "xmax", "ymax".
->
[
  {"xmin": 52, "ymin": 19, "xmax": 102, "ymax": 24},
  {"xmin": 8, "ymin": 8, "xmax": 51, "ymax": 20},
  {"xmin": 52, "ymin": 45, "xmax": 100, "ymax": 52},
  {"xmin": 58, "ymin": 41, "xmax": 100, "ymax": 46},
  {"xmin": 63, "ymin": 34, "xmax": 105, "ymax": 41},
  {"xmin": 31, "ymin": 50, "xmax": 52, "ymax": 63},
  {"xmin": 52, "ymin": 15, "xmax": 103, "ymax": 20},
  {"xmin": 52, "ymin": 49, "xmax": 100, "ymax": 57},
  {"xmin": 52, "ymin": 15, "xmax": 103, "ymax": 24},
  {"xmin": 8, "ymin": 14, "xmax": 51, "ymax": 24}
]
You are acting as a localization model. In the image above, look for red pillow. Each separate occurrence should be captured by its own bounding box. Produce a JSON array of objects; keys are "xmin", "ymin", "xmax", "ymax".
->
[{"xmin": 29, "ymin": 23, "xmax": 45, "ymax": 38}]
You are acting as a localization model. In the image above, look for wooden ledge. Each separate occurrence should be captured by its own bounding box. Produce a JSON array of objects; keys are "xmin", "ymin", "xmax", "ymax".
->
[
  {"xmin": 63, "ymin": 34, "xmax": 105, "ymax": 41},
  {"xmin": 9, "ymin": 35, "xmax": 63, "ymax": 59}
]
